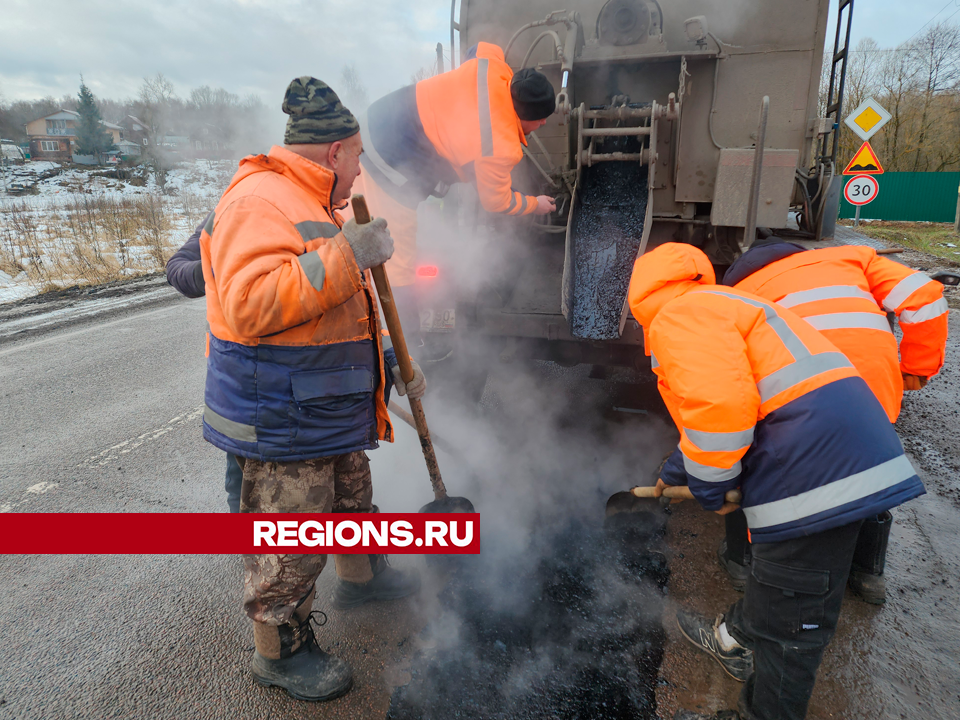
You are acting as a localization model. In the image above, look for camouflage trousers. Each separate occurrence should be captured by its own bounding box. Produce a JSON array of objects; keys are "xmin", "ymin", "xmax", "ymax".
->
[{"xmin": 240, "ymin": 450, "xmax": 375, "ymax": 625}]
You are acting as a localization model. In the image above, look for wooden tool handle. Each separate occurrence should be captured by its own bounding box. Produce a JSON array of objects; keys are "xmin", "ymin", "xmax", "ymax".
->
[
  {"xmin": 630, "ymin": 485, "xmax": 743, "ymax": 505},
  {"xmin": 351, "ymin": 195, "xmax": 447, "ymax": 500}
]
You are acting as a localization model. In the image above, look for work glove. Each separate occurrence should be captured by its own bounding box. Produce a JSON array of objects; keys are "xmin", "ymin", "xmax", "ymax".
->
[
  {"xmin": 391, "ymin": 359, "xmax": 427, "ymax": 400},
  {"xmin": 341, "ymin": 217, "xmax": 394, "ymax": 271},
  {"xmin": 902, "ymin": 373, "xmax": 929, "ymax": 391}
]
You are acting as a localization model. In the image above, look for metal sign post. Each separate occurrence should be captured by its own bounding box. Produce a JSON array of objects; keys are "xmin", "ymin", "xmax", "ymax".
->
[{"xmin": 844, "ymin": 175, "xmax": 878, "ymax": 229}]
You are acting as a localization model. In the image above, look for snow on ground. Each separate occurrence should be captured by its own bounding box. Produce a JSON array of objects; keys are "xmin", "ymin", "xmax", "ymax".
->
[{"xmin": 0, "ymin": 159, "xmax": 235, "ymax": 304}]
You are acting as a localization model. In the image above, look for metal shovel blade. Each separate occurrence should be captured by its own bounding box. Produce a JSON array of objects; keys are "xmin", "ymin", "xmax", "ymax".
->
[{"xmin": 419, "ymin": 495, "xmax": 476, "ymax": 514}]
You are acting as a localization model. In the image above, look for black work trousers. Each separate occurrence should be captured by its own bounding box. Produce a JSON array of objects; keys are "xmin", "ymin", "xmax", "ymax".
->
[{"xmin": 725, "ymin": 520, "xmax": 863, "ymax": 720}]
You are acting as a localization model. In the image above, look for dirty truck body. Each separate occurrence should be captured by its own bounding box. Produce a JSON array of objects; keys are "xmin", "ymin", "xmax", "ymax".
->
[{"xmin": 416, "ymin": 0, "xmax": 842, "ymax": 371}]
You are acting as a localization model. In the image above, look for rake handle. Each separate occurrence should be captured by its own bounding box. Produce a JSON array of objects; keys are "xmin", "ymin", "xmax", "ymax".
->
[{"xmin": 630, "ymin": 485, "xmax": 742, "ymax": 505}]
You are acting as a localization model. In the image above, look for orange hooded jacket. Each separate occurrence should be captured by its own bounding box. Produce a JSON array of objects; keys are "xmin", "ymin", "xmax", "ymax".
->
[
  {"xmin": 200, "ymin": 146, "xmax": 393, "ymax": 460},
  {"xmin": 725, "ymin": 243, "xmax": 948, "ymax": 422},
  {"xmin": 627, "ymin": 243, "xmax": 923, "ymax": 542}
]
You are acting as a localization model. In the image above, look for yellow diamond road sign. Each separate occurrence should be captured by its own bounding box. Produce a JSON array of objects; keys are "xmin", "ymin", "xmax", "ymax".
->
[{"xmin": 844, "ymin": 98, "xmax": 892, "ymax": 142}]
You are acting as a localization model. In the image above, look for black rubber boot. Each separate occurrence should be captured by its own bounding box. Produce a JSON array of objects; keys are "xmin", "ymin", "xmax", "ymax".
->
[
  {"xmin": 717, "ymin": 539, "xmax": 750, "ymax": 592},
  {"xmin": 251, "ymin": 609, "xmax": 353, "ymax": 702},
  {"xmin": 331, "ymin": 555, "xmax": 421, "ymax": 610},
  {"xmin": 674, "ymin": 711, "xmax": 740, "ymax": 720},
  {"xmin": 676, "ymin": 607, "xmax": 754, "ymax": 682},
  {"xmin": 848, "ymin": 511, "xmax": 892, "ymax": 605}
]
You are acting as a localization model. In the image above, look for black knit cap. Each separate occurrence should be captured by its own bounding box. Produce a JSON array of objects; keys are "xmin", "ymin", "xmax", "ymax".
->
[{"xmin": 510, "ymin": 69, "xmax": 556, "ymax": 121}]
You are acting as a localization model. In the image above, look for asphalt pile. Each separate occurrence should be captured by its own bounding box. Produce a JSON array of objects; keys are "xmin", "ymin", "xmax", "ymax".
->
[
  {"xmin": 568, "ymin": 148, "xmax": 649, "ymax": 341},
  {"xmin": 387, "ymin": 508, "xmax": 669, "ymax": 720}
]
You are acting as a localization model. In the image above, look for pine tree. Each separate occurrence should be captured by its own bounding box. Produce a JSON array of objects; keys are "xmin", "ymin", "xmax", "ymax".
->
[{"xmin": 75, "ymin": 79, "xmax": 115, "ymax": 162}]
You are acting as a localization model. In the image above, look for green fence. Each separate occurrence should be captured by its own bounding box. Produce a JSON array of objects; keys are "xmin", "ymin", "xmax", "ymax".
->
[{"xmin": 838, "ymin": 172, "xmax": 960, "ymax": 222}]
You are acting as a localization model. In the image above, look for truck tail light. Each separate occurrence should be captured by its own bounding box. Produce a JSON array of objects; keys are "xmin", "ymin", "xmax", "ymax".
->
[{"xmin": 417, "ymin": 265, "xmax": 439, "ymax": 278}]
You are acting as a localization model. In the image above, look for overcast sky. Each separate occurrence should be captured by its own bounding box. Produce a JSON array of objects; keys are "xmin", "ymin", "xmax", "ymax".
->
[{"xmin": 0, "ymin": 0, "xmax": 956, "ymax": 112}]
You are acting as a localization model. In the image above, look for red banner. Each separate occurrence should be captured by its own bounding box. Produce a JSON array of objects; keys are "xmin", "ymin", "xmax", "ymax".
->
[{"xmin": 0, "ymin": 513, "xmax": 480, "ymax": 554}]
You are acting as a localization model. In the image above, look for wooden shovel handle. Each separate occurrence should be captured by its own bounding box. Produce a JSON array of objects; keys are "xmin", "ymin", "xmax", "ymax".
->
[
  {"xmin": 630, "ymin": 485, "xmax": 743, "ymax": 505},
  {"xmin": 351, "ymin": 195, "xmax": 447, "ymax": 501}
]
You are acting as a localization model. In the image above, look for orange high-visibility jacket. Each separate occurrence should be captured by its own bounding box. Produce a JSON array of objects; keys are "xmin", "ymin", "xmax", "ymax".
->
[
  {"xmin": 362, "ymin": 42, "xmax": 537, "ymax": 215},
  {"xmin": 724, "ymin": 243, "xmax": 948, "ymax": 422},
  {"xmin": 628, "ymin": 243, "xmax": 923, "ymax": 542},
  {"xmin": 200, "ymin": 146, "xmax": 393, "ymax": 461}
]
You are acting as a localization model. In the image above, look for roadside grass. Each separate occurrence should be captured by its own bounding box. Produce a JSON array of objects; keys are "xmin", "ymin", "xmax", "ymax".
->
[
  {"xmin": 838, "ymin": 220, "xmax": 960, "ymax": 263},
  {"xmin": 0, "ymin": 193, "xmax": 189, "ymax": 291}
]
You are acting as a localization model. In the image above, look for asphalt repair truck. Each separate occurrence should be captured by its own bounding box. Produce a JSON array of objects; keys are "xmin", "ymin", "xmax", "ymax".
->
[{"xmin": 413, "ymin": 0, "xmax": 853, "ymax": 388}]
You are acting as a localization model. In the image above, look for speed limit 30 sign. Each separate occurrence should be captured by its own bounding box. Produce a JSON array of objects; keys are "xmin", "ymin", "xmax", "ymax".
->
[{"xmin": 844, "ymin": 175, "xmax": 879, "ymax": 206}]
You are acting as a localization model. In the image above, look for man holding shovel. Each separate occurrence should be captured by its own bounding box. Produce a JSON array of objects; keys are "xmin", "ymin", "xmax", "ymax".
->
[
  {"xmin": 200, "ymin": 76, "xmax": 424, "ymax": 702},
  {"xmin": 626, "ymin": 243, "xmax": 924, "ymax": 720}
]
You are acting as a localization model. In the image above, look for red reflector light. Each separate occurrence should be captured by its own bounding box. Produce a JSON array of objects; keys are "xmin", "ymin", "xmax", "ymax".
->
[{"xmin": 416, "ymin": 265, "xmax": 439, "ymax": 278}]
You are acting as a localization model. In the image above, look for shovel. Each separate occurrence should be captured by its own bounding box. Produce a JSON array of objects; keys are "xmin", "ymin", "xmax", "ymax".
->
[{"xmin": 351, "ymin": 195, "xmax": 475, "ymax": 514}]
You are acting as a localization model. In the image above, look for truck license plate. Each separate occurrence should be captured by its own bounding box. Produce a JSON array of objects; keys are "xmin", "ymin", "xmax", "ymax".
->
[{"xmin": 420, "ymin": 308, "xmax": 456, "ymax": 332}]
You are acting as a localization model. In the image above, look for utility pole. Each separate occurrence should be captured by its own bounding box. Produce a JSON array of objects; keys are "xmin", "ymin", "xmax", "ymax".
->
[{"xmin": 436, "ymin": 43, "xmax": 444, "ymax": 75}]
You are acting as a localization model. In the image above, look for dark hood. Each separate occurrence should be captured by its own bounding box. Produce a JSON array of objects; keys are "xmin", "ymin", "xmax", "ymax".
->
[{"xmin": 722, "ymin": 239, "xmax": 807, "ymax": 287}]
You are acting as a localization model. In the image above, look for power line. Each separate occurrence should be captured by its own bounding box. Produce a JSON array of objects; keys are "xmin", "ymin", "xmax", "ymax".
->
[{"xmin": 903, "ymin": 0, "xmax": 960, "ymax": 46}]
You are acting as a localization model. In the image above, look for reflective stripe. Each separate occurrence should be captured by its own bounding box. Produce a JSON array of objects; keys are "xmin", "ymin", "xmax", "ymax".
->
[
  {"xmin": 685, "ymin": 426, "xmax": 755, "ymax": 453},
  {"xmin": 477, "ymin": 59, "xmax": 493, "ymax": 157},
  {"xmin": 298, "ymin": 251, "xmax": 326, "ymax": 291},
  {"xmin": 650, "ymin": 352, "xmax": 659, "ymax": 369},
  {"xmin": 518, "ymin": 194, "xmax": 528, "ymax": 214},
  {"xmin": 900, "ymin": 297, "xmax": 949, "ymax": 324},
  {"xmin": 507, "ymin": 192, "xmax": 518, "ymax": 213},
  {"xmin": 295, "ymin": 220, "xmax": 340, "ymax": 242},
  {"xmin": 203, "ymin": 210, "xmax": 215, "ymax": 236},
  {"xmin": 882, "ymin": 273, "xmax": 934, "ymax": 311},
  {"xmin": 778, "ymin": 285, "xmax": 875, "ymax": 309},
  {"xmin": 204, "ymin": 404, "xmax": 257, "ymax": 443},
  {"xmin": 358, "ymin": 113, "xmax": 410, "ymax": 189},
  {"xmin": 683, "ymin": 453, "xmax": 742, "ymax": 483},
  {"xmin": 703, "ymin": 290, "xmax": 810, "ymax": 360},
  {"xmin": 757, "ymin": 352, "xmax": 852, "ymax": 403},
  {"xmin": 805, "ymin": 312, "xmax": 892, "ymax": 333},
  {"xmin": 743, "ymin": 455, "xmax": 916, "ymax": 529},
  {"xmin": 765, "ymin": 315, "xmax": 811, "ymax": 360}
]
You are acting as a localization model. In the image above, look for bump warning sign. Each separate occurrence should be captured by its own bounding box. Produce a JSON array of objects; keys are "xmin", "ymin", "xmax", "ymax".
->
[{"xmin": 843, "ymin": 142, "xmax": 884, "ymax": 176}]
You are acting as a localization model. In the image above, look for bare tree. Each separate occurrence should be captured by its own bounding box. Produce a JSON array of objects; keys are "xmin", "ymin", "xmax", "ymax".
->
[
  {"xmin": 339, "ymin": 65, "xmax": 369, "ymax": 113},
  {"xmin": 907, "ymin": 22, "xmax": 960, "ymax": 170}
]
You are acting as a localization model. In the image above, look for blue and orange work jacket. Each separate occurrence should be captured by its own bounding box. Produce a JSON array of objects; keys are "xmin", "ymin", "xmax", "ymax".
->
[
  {"xmin": 200, "ymin": 146, "xmax": 395, "ymax": 461},
  {"xmin": 628, "ymin": 243, "xmax": 924, "ymax": 543},
  {"xmin": 361, "ymin": 42, "xmax": 538, "ymax": 216},
  {"xmin": 724, "ymin": 241, "xmax": 948, "ymax": 422}
]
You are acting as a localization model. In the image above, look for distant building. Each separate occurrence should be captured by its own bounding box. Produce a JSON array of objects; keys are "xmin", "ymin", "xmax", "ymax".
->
[
  {"xmin": 25, "ymin": 109, "xmax": 79, "ymax": 161},
  {"xmin": 120, "ymin": 116, "xmax": 150, "ymax": 148},
  {"xmin": 189, "ymin": 123, "xmax": 232, "ymax": 159},
  {"xmin": 102, "ymin": 120, "xmax": 123, "ymax": 146},
  {"xmin": 25, "ymin": 110, "xmax": 127, "ymax": 162}
]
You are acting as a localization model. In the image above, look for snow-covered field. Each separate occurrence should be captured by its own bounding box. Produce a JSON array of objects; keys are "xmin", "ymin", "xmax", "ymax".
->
[{"xmin": 0, "ymin": 160, "xmax": 235, "ymax": 303}]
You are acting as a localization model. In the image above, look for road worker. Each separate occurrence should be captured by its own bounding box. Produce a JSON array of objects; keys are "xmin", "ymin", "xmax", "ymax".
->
[
  {"xmin": 715, "ymin": 236, "xmax": 948, "ymax": 604},
  {"xmin": 627, "ymin": 243, "xmax": 924, "ymax": 720},
  {"xmin": 356, "ymin": 43, "xmax": 558, "ymax": 334},
  {"xmin": 200, "ymin": 77, "xmax": 423, "ymax": 702},
  {"xmin": 166, "ymin": 212, "xmax": 245, "ymax": 514}
]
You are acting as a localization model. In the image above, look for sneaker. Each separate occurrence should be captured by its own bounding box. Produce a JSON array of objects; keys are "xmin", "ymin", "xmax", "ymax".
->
[
  {"xmin": 331, "ymin": 557, "xmax": 421, "ymax": 610},
  {"xmin": 676, "ymin": 607, "xmax": 753, "ymax": 682},
  {"xmin": 848, "ymin": 569, "xmax": 886, "ymax": 605},
  {"xmin": 717, "ymin": 539, "xmax": 750, "ymax": 592}
]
